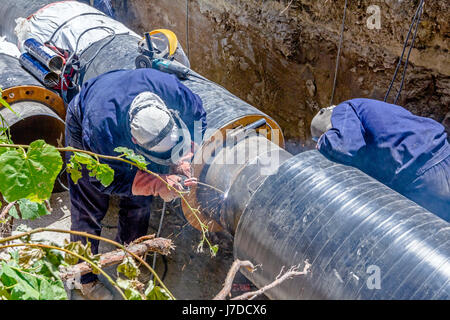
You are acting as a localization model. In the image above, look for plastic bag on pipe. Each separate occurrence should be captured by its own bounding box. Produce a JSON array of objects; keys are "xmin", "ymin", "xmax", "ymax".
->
[
  {"xmin": 14, "ymin": 1, "xmax": 140, "ymax": 54},
  {"xmin": 0, "ymin": 36, "xmax": 21, "ymax": 58},
  {"xmin": 14, "ymin": 17, "xmax": 31, "ymax": 52}
]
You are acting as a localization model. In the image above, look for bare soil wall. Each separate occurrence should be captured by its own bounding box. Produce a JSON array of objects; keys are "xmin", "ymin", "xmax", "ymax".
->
[{"xmin": 113, "ymin": 0, "xmax": 449, "ymax": 148}]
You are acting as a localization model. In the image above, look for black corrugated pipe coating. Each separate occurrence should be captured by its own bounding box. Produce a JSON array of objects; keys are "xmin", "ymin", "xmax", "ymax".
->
[
  {"xmin": 195, "ymin": 134, "xmax": 292, "ymax": 233},
  {"xmin": 80, "ymin": 34, "xmax": 283, "ymax": 141},
  {"xmin": 0, "ymin": 53, "xmax": 42, "ymax": 88},
  {"xmin": 235, "ymin": 151, "xmax": 450, "ymax": 299}
]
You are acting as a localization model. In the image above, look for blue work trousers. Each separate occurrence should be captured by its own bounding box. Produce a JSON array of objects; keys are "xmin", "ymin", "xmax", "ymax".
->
[
  {"xmin": 402, "ymin": 155, "xmax": 450, "ymax": 222},
  {"xmin": 65, "ymin": 101, "xmax": 152, "ymax": 284}
]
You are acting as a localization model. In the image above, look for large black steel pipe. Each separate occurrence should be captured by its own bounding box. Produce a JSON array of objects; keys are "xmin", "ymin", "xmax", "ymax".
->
[
  {"xmin": 1, "ymin": 0, "xmax": 448, "ymax": 300},
  {"xmin": 0, "ymin": 53, "xmax": 65, "ymax": 147},
  {"xmin": 235, "ymin": 151, "xmax": 450, "ymax": 299}
]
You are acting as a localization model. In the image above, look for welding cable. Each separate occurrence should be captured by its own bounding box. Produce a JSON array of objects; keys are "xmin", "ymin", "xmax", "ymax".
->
[
  {"xmin": 393, "ymin": 0, "xmax": 424, "ymax": 105},
  {"xmin": 58, "ymin": 26, "xmax": 116, "ymax": 103},
  {"xmin": 46, "ymin": 12, "xmax": 107, "ymax": 46},
  {"xmin": 186, "ymin": 0, "xmax": 190, "ymax": 59},
  {"xmin": 384, "ymin": 0, "xmax": 424, "ymax": 103},
  {"xmin": 329, "ymin": 0, "xmax": 348, "ymax": 106},
  {"xmin": 151, "ymin": 201, "xmax": 167, "ymax": 281}
]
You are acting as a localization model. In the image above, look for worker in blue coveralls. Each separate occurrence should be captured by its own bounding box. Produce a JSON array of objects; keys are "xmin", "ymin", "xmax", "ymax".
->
[
  {"xmin": 79, "ymin": 0, "xmax": 115, "ymax": 17},
  {"xmin": 65, "ymin": 68, "xmax": 206, "ymax": 299},
  {"xmin": 311, "ymin": 98, "xmax": 449, "ymax": 222}
]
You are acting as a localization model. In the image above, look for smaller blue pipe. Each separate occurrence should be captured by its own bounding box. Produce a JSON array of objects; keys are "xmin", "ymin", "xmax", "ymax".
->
[
  {"xmin": 24, "ymin": 38, "xmax": 62, "ymax": 73},
  {"xmin": 19, "ymin": 52, "xmax": 57, "ymax": 87}
]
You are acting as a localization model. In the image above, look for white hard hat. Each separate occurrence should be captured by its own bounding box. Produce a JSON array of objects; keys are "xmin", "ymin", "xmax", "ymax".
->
[
  {"xmin": 310, "ymin": 105, "xmax": 336, "ymax": 141},
  {"xmin": 129, "ymin": 92, "xmax": 179, "ymax": 153}
]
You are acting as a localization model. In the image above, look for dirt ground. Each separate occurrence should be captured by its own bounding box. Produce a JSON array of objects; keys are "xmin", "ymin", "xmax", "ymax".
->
[{"xmin": 113, "ymin": 0, "xmax": 450, "ymax": 151}]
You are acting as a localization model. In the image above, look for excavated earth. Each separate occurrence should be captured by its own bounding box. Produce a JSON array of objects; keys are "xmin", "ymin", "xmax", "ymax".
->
[
  {"xmin": 6, "ymin": 0, "xmax": 450, "ymax": 300},
  {"xmin": 113, "ymin": 0, "xmax": 449, "ymax": 152}
]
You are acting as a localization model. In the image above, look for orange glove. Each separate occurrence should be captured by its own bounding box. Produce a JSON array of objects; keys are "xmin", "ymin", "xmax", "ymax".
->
[
  {"xmin": 132, "ymin": 171, "xmax": 184, "ymax": 202},
  {"xmin": 172, "ymin": 152, "xmax": 194, "ymax": 178}
]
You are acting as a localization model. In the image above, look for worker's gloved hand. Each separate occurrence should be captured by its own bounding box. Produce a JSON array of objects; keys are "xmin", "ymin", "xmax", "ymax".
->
[
  {"xmin": 171, "ymin": 152, "xmax": 194, "ymax": 178},
  {"xmin": 132, "ymin": 171, "xmax": 185, "ymax": 202}
]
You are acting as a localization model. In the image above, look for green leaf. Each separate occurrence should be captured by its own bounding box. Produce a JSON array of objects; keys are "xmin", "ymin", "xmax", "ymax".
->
[
  {"xmin": 114, "ymin": 147, "xmax": 148, "ymax": 169},
  {"xmin": 145, "ymin": 280, "xmax": 172, "ymax": 300},
  {"xmin": 66, "ymin": 160, "xmax": 82, "ymax": 184},
  {"xmin": 0, "ymin": 262, "xmax": 40, "ymax": 300},
  {"xmin": 10, "ymin": 199, "xmax": 51, "ymax": 220},
  {"xmin": 0, "ymin": 281, "xmax": 11, "ymax": 300},
  {"xmin": 117, "ymin": 278, "xmax": 143, "ymax": 300},
  {"xmin": 63, "ymin": 241, "xmax": 85, "ymax": 265},
  {"xmin": 42, "ymin": 249, "xmax": 66, "ymax": 270},
  {"xmin": 0, "ymin": 88, "xmax": 17, "ymax": 116},
  {"xmin": 0, "ymin": 258, "xmax": 68, "ymax": 300},
  {"xmin": 68, "ymin": 152, "xmax": 114, "ymax": 187},
  {"xmin": 18, "ymin": 247, "xmax": 45, "ymax": 269},
  {"xmin": 38, "ymin": 278, "xmax": 67, "ymax": 300},
  {"xmin": 117, "ymin": 257, "xmax": 140, "ymax": 280},
  {"xmin": 8, "ymin": 205, "xmax": 19, "ymax": 219},
  {"xmin": 92, "ymin": 162, "xmax": 114, "ymax": 187},
  {"xmin": 62, "ymin": 240, "xmax": 100, "ymax": 268},
  {"xmin": 210, "ymin": 244, "xmax": 219, "ymax": 257},
  {"xmin": 0, "ymin": 140, "xmax": 63, "ymax": 203},
  {"xmin": 0, "ymin": 134, "xmax": 12, "ymax": 156}
]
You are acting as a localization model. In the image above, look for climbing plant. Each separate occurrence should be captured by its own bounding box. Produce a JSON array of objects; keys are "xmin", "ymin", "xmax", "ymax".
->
[{"xmin": 0, "ymin": 96, "xmax": 217, "ymax": 300}]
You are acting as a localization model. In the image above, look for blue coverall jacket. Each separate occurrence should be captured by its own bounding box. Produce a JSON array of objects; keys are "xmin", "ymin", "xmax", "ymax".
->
[
  {"xmin": 65, "ymin": 69, "xmax": 206, "ymax": 283},
  {"xmin": 317, "ymin": 98, "xmax": 450, "ymax": 221}
]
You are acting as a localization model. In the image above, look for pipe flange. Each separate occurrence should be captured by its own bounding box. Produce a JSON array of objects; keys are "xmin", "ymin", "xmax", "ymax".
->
[
  {"xmin": 1, "ymin": 85, "xmax": 66, "ymax": 119},
  {"xmin": 182, "ymin": 114, "xmax": 284, "ymax": 232}
]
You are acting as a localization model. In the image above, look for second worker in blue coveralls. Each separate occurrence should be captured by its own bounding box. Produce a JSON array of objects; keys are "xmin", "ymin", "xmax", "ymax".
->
[
  {"xmin": 65, "ymin": 68, "xmax": 207, "ymax": 299},
  {"xmin": 310, "ymin": 98, "xmax": 449, "ymax": 222}
]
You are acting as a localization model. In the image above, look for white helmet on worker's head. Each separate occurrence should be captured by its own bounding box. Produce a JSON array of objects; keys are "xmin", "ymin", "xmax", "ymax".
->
[
  {"xmin": 129, "ymin": 91, "xmax": 180, "ymax": 154},
  {"xmin": 310, "ymin": 105, "xmax": 336, "ymax": 141}
]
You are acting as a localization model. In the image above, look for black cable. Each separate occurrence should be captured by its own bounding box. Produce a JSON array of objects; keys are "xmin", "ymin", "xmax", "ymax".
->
[
  {"xmin": 330, "ymin": 0, "xmax": 348, "ymax": 106},
  {"xmin": 47, "ymin": 12, "xmax": 106, "ymax": 46},
  {"xmin": 59, "ymin": 26, "xmax": 116, "ymax": 103},
  {"xmin": 161, "ymin": 255, "xmax": 168, "ymax": 281},
  {"xmin": 394, "ymin": 1, "xmax": 424, "ymax": 105},
  {"xmin": 384, "ymin": 0, "xmax": 424, "ymax": 103},
  {"xmin": 186, "ymin": 0, "xmax": 190, "ymax": 59},
  {"xmin": 78, "ymin": 29, "xmax": 117, "ymax": 82}
]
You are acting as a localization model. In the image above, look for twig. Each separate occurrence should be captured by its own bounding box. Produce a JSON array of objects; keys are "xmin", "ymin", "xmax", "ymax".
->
[
  {"xmin": 214, "ymin": 259, "xmax": 256, "ymax": 300},
  {"xmin": 0, "ymin": 201, "xmax": 16, "ymax": 220},
  {"xmin": 0, "ymin": 242, "xmax": 127, "ymax": 300},
  {"xmin": 0, "ymin": 201, "xmax": 16, "ymax": 238},
  {"xmin": 280, "ymin": 0, "xmax": 294, "ymax": 15},
  {"xmin": 0, "ymin": 228, "xmax": 176, "ymax": 300},
  {"xmin": 59, "ymin": 237, "xmax": 174, "ymax": 282},
  {"xmin": 0, "ymin": 143, "xmax": 218, "ymax": 256},
  {"xmin": 232, "ymin": 261, "xmax": 311, "ymax": 300}
]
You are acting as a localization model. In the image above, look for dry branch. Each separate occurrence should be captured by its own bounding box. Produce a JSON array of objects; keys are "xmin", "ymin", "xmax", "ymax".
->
[
  {"xmin": 214, "ymin": 259, "xmax": 256, "ymax": 300},
  {"xmin": 59, "ymin": 237, "xmax": 175, "ymax": 281},
  {"xmin": 232, "ymin": 261, "xmax": 311, "ymax": 300},
  {"xmin": 214, "ymin": 259, "xmax": 311, "ymax": 300},
  {"xmin": 0, "ymin": 201, "xmax": 15, "ymax": 238}
]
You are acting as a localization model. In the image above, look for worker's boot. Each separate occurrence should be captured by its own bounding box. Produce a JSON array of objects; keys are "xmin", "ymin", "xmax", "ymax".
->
[{"xmin": 76, "ymin": 280, "xmax": 113, "ymax": 300}]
